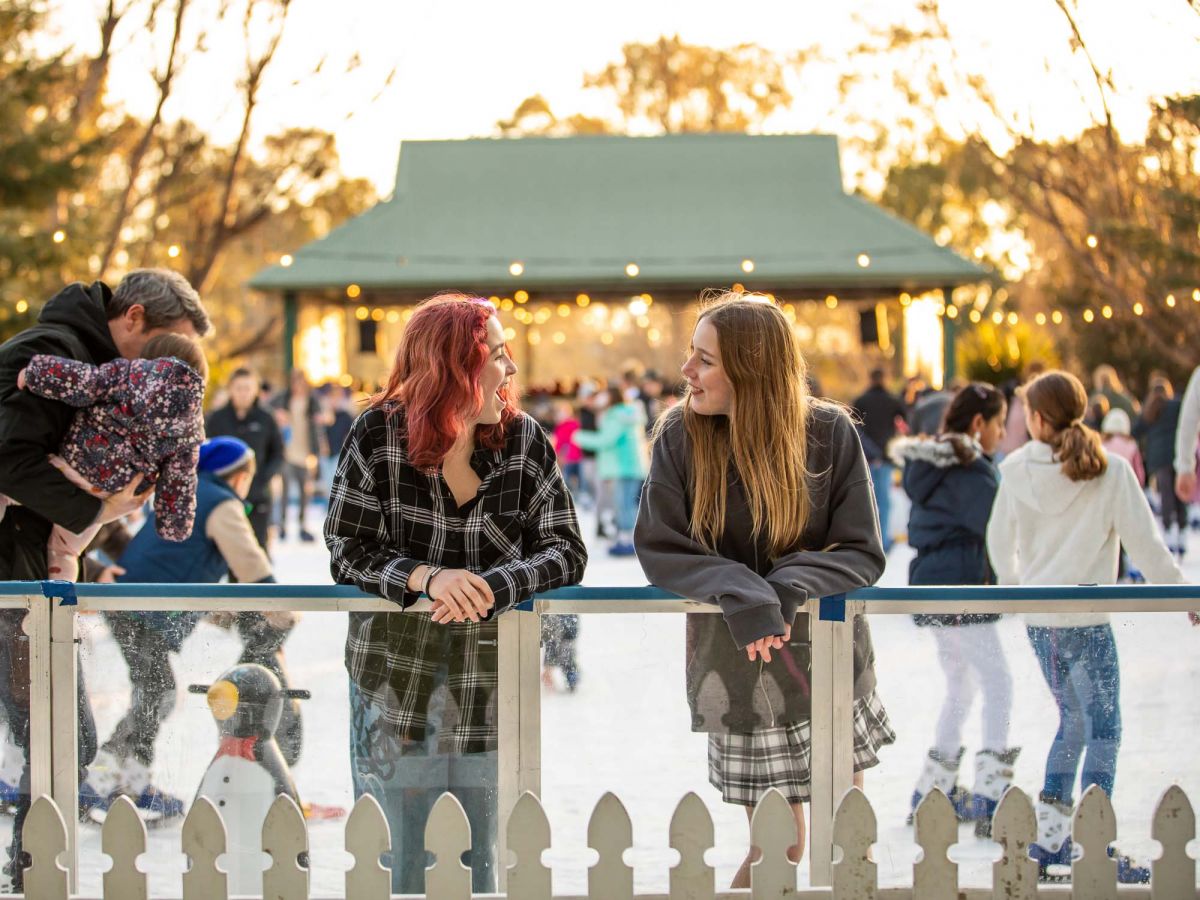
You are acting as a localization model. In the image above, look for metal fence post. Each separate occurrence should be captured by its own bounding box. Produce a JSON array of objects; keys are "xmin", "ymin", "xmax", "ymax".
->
[
  {"xmin": 808, "ymin": 600, "xmax": 856, "ymax": 887},
  {"xmin": 25, "ymin": 596, "xmax": 52, "ymax": 803},
  {"xmin": 48, "ymin": 596, "xmax": 79, "ymax": 891}
]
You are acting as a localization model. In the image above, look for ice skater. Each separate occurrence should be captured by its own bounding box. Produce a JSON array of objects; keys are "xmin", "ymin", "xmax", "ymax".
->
[
  {"xmin": 3, "ymin": 332, "xmax": 207, "ymax": 579},
  {"xmin": 891, "ymin": 382, "xmax": 1017, "ymax": 836},
  {"xmin": 986, "ymin": 370, "xmax": 1188, "ymax": 883},
  {"xmin": 634, "ymin": 293, "xmax": 892, "ymax": 888},
  {"xmin": 325, "ymin": 294, "xmax": 586, "ymax": 894}
]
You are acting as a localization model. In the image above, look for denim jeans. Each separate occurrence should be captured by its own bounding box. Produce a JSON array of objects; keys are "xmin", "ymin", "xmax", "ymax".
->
[
  {"xmin": 869, "ymin": 462, "xmax": 894, "ymax": 552},
  {"xmin": 1026, "ymin": 625, "xmax": 1121, "ymax": 803},
  {"xmin": 349, "ymin": 667, "xmax": 497, "ymax": 894},
  {"xmin": 614, "ymin": 477, "xmax": 644, "ymax": 533}
]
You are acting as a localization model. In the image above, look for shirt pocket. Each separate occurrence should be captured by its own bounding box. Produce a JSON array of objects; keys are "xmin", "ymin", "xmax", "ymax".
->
[{"xmin": 480, "ymin": 511, "xmax": 524, "ymax": 561}]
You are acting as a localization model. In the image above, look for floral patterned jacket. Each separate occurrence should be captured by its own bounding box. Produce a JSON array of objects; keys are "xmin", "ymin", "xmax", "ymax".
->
[{"xmin": 22, "ymin": 354, "xmax": 206, "ymax": 541}]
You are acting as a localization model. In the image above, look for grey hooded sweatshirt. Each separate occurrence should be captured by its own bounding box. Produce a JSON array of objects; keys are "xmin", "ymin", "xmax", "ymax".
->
[{"xmin": 634, "ymin": 403, "xmax": 886, "ymax": 732}]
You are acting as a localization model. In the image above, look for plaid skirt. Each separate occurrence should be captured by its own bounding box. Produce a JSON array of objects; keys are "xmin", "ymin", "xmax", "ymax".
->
[{"xmin": 708, "ymin": 689, "xmax": 896, "ymax": 806}]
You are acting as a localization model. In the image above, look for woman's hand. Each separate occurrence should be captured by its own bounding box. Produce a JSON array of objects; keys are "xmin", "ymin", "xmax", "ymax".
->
[
  {"xmin": 428, "ymin": 569, "xmax": 494, "ymax": 625},
  {"xmin": 746, "ymin": 623, "xmax": 792, "ymax": 663}
]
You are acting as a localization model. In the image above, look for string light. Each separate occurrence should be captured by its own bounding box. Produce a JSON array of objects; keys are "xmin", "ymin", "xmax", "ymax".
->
[
  {"xmin": 552, "ymin": 331, "xmax": 566, "ymax": 345},
  {"xmin": 500, "ymin": 298, "xmax": 514, "ymax": 311},
  {"xmin": 509, "ymin": 261, "xmax": 524, "ymax": 277},
  {"xmin": 280, "ymin": 254, "xmax": 294, "ymax": 267},
  {"xmin": 741, "ymin": 259, "xmax": 755, "ymax": 273},
  {"xmin": 1086, "ymin": 234, "xmax": 1098, "ymax": 249},
  {"xmin": 1192, "ymin": 289, "xmax": 1199, "ymax": 302},
  {"xmin": 371, "ymin": 308, "xmax": 384, "ymax": 322},
  {"xmin": 346, "ymin": 284, "xmax": 361, "ymax": 299},
  {"xmin": 969, "ymin": 309, "xmax": 982, "ymax": 323},
  {"xmin": 386, "ymin": 310, "xmax": 400, "ymax": 324},
  {"xmin": 1133, "ymin": 302, "xmax": 1144, "ymax": 316},
  {"xmin": 991, "ymin": 311, "xmax": 1004, "ymax": 325},
  {"xmin": 1101, "ymin": 305, "xmax": 1113, "ymax": 319},
  {"xmin": 1166, "ymin": 294, "xmax": 1177, "ymax": 308},
  {"xmin": 1051, "ymin": 311, "xmax": 1063, "ymax": 324},
  {"xmin": 576, "ymin": 293, "xmax": 590, "ymax": 307},
  {"xmin": 15, "ymin": 300, "xmax": 28, "ymax": 314},
  {"xmin": 1035, "ymin": 313, "xmax": 1047, "ymax": 326},
  {"xmin": 1083, "ymin": 309, "xmax": 1095, "ymax": 323},
  {"xmin": 355, "ymin": 306, "xmax": 368, "ymax": 320},
  {"xmin": 732, "ymin": 283, "xmax": 745, "ymax": 294},
  {"xmin": 625, "ymin": 263, "xmax": 640, "ymax": 277},
  {"xmin": 167, "ymin": 245, "xmax": 181, "ymax": 259},
  {"xmin": 946, "ymin": 304, "xmax": 958, "ymax": 319},
  {"xmin": 825, "ymin": 295, "xmax": 838, "ymax": 309},
  {"xmin": 557, "ymin": 304, "xmax": 571, "ymax": 317},
  {"xmin": 514, "ymin": 290, "xmax": 529, "ymax": 303},
  {"xmin": 1007, "ymin": 312, "xmax": 1018, "ymax": 325},
  {"xmin": 856, "ymin": 253, "xmax": 871, "ymax": 268},
  {"xmin": 503, "ymin": 327, "xmax": 517, "ymax": 341}
]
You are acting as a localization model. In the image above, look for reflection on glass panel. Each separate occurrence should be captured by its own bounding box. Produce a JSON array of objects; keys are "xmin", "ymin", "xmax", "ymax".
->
[
  {"xmin": 870, "ymin": 603, "xmax": 1200, "ymax": 888},
  {"xmin": 75, "ymin": 610, "xmax": 362, "ymax": 896}
]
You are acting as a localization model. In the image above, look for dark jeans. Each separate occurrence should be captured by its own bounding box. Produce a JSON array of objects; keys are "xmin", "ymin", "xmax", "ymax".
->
[
  {"xmin": 1155, "ymin": 466, "xmax": 1187, "ymax": 531},
  {"xmin": 870, "ymin": 462, "xmax": 894, "ymax": 552},
  {"xmin": 1027, "ymin": 624, "xmax": 1121, "ymax": 803},
  {"xmin": 277, "ymin": 462, "xmax": 312, "ymax": 532},
  {"xmin": 614, "ymin": 477, "xmax": 643, "ymax": 533},
  {"xmin": 349, "ymin": 669, "xmax": 497, "ymax": 894}
]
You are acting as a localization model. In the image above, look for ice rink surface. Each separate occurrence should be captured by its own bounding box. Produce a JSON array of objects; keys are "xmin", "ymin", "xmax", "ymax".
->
[{"xmin": 10, "ymin": 489, "xmax": 1199, "ymax": 895}]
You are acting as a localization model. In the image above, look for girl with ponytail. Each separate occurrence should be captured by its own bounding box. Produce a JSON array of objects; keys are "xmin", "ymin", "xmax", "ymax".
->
[{"xmin": 986, "ymin": 370, "xmax": 1186, "ymax": 882}]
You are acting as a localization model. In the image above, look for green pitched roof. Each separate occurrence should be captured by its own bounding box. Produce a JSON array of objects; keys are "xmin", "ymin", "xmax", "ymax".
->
[{"xmin": 251, "ymin": 134, "xmax": 987, "ymax": 293}]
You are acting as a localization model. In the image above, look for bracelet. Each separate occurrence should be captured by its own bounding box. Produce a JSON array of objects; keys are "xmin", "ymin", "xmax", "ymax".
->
[{"xmin": 421, "ymin": 565, "xmax": 443, "ymax": 598}]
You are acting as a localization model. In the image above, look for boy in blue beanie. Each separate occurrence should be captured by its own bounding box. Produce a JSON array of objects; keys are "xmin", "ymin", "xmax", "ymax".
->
[{"xmin": 86, "ymin": 436, "xmax": 302, "ymax": 819}]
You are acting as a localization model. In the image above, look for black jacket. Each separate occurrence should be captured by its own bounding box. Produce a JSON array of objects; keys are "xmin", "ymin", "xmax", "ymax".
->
[
  {"xmin": 852, "ymin": 385, "xmax": 906, "ymax": 462},
  {"xmin": 0, "ymin": 282, "xmax": 120, "ymax": 578},
  {"xmin": 1133, "ymin": 399, "xmax": 1182, "ymax": 473},
  {"xmin": 892, "ymin": 434, "xmax": 1000, "ymax": 626},
  {"xmin": 205, "ymin": 402, "xmax": 285, "ymax": 503}
]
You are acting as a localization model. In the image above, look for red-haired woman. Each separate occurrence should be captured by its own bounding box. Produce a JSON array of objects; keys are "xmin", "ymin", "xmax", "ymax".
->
[{"xmin": 325, "ymin": 294, "xmax": 587, "ymax": 894}]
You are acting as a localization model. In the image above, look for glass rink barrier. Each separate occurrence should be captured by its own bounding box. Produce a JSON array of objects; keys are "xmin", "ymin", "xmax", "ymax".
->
[{"xmin": 0, "ymin": 579, "xmax": 1197, "ymax": 898}]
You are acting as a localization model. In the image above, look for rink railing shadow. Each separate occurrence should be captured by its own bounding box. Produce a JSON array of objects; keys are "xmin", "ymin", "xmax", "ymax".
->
[{"xmin": 2, "ymin": 581, "xmax": 1198, "ymax": 898}]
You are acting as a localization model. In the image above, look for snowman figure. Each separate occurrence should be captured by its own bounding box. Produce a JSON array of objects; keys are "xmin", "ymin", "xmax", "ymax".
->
[{"xmin": 189, "ymin": 663, "xmax": 309, "ymax": 895}]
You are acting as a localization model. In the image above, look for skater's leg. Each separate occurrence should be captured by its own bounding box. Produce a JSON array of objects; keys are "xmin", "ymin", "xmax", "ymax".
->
[
  {"xmin": 931, "ymin": 626, "xmax": 976, "ymax": 758},
  {"xmin": 1027, "ymin": 627, "xmax": 1086, "ymax": 804},
  {"xmin": 236, "ymin": 613, "xmax": 302, "ymax": 766},
  {"xmin": 98, "ymin": 615, "xmax": 176, "ymax": 792},
  {"xmin": 962, "ymin": 622, "xmax": 1013, "ymax": 753},
  {"xmin": 1077, "ymin": 625, "xmax": 1121, "ymax": 798}
]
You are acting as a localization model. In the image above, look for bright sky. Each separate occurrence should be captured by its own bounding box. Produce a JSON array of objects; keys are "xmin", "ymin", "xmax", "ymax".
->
[{"xmin": 47, "ymin": 0, "xmax": 1200, "ymax": 196}]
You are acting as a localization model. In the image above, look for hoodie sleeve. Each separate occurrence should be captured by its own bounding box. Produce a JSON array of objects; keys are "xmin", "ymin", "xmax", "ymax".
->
[
  {"xmin": 22, "ymin": 355, "xmax": 124, "ymax": 407},
  {"xmin": 764, "ymin": 409, "xmax": 887, "ymax": 624},
  {"xmin": 1112, "ymin": 457, "xmax": 1186, "ymax": 584},
  {"xmin": 152, "ymin": 446, "xmax": 199, "ymax": 541},
  {"xmin": 985, "ymin": 474, "xmax": 1021, "ymax": 585},
  {"xmin": 573, "ymin": 409, "xmax": 624, "ymax": 452},
  {"xmin": 1175, "ymin": 365, "xmax": 1200, "ymax": 476},
  {"xmin": 633, "ymin": 417, "xmax": 785, "ymax": 648}
]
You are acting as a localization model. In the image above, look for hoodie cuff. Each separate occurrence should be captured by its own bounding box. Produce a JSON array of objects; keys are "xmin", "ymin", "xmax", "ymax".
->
[{"xmin": 723, "ymin": 602, "xmax": 787, "ymax": 649}]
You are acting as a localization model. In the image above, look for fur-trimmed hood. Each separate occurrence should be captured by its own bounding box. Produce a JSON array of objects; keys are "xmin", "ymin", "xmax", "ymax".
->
[{"xmin": 888, "ymin": 433, "xmax": 983, "ymax": 469}]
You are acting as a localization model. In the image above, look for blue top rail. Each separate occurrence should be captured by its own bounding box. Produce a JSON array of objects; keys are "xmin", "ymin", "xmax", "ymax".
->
[{"xmin": 2, "ymin": 580, "xmax": 1197, "ymax": 602}]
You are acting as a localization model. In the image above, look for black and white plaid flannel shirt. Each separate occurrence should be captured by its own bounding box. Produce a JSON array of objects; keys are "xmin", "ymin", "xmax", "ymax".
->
[{"xmin": 325, "ymin": 404, "xmax": 587, "ymax": 753}]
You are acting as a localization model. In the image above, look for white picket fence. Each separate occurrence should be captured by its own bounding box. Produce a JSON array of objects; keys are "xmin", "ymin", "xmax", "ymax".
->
[{"xmin": 12, "ymin": 783, "xmax": 1198, "ymax": 898}]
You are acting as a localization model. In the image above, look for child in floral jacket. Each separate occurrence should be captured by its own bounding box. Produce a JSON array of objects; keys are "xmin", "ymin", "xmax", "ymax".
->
[{"xmin": 1, "ymin": 332, "xmax": 207, "ymax": 579}]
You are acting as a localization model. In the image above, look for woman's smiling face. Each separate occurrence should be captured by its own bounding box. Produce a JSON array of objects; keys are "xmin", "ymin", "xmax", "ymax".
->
[
  {"xmin": 474, "ymin": 315, "xmax": 517, "ymax": 425},
  {"xmin": 681, "ymin": 318, "xmax": 733, "ymax": 416}
]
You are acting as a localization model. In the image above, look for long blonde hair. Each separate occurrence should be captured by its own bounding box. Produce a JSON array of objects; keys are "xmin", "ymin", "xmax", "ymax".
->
[{"xmin": 661, "ymin": 293, "xmax": 814, "ymax": 558}]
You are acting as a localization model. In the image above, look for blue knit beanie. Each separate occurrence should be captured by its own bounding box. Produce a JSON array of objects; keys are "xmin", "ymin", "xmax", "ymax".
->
[{"xmin": 198, "ymin": 436, "xmax": 255, "ymax": 476}]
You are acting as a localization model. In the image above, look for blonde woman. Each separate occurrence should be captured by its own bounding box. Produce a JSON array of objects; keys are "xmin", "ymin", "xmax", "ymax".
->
[{"xmin": 634, "ymin": 294, "xmax": 893, "ymax": 886}]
